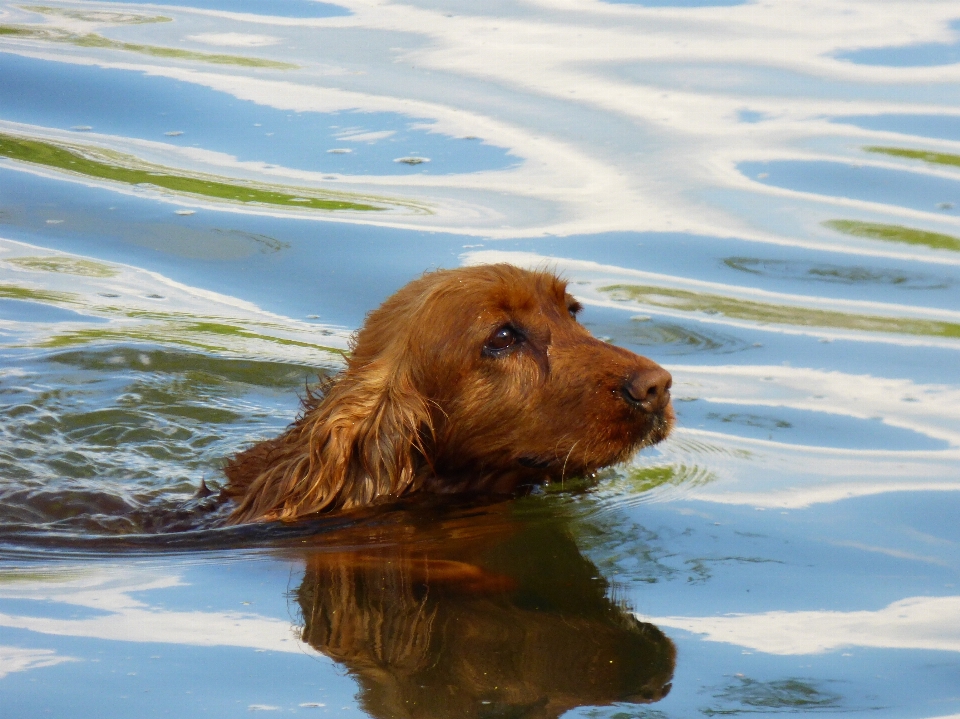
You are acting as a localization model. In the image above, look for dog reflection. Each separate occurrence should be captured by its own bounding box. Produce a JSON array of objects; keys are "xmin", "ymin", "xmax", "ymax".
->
[{"xmin": 293, "ymin": 510, "xmax": 675, "ymax": 719}]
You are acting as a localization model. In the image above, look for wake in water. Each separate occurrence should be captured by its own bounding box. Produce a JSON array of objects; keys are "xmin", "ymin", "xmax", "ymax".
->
[{"xmin": 0, "ymin": 346, "xmax": 323, "ymax": 544}]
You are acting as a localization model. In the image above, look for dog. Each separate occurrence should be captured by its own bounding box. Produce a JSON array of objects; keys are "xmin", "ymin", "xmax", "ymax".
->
[{"xmin": 224, "ymin": 263, "xmax": 673, "ymax": 523}]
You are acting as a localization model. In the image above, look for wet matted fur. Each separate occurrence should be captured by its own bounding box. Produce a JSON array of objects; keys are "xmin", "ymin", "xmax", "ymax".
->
[{"xmin": 224, "ymin": 264, "xmax": 673, "ymax": 523}]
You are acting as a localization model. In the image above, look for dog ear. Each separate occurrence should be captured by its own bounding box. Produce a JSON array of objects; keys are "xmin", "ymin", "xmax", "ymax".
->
[{"xmin": 227, "ymin": 362, "xmax": 434, "ymax": 523}]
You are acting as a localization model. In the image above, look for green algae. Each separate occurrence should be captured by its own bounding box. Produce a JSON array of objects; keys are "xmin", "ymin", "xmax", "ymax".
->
[
  {"xmin": 600, "ymin": 284, "xmax": 960, "ymax": 339},
  {"xmin": 0, "ymin": 567, "xmax": 86, "ymax": 583},
  {"xmin": 0, "ymin": 24, "xmax": 295, "ymax": 69},
  {"xmin": 21, "ymin": 6, "xmax": 172, "ymax": 24},
  {"xmin": 39, "ymin": 320, "xmax": 345, "ymax": 358},
  {"xmin": 824, "ymin": 219, "xmax": 960, "ymax": 252},
  {"xmin": 0, "ymin": 283, "xmax": 77, "ymax": 304},
  {"xmin": 50, "ymin": 347, "xmax": 325, "ymax": 389},
  {"xmin": 624, "ymin": 465, "xmax": 681, "ymax": 493},
  {"xmin": 704, "ymin": 676, "xmax": 842, "ymax": 715},
  {"xmin": 622, "ymin": 463, "xmax": 714, "ymax": 495},
  {"xmin": 0, "ymin": 133, "xmax": 382, "ymax": 212},
  {"xmin": 7, "ymin": 256, "xmax": 119, "ymax": 278},
  {"xmin": 864, "ymin": 145, "xmax": 960, "ymax": 168},
  {"xmin": 73, "ymin": 33, "xmax": 298, "ymax": 69},
  {"xmin": 0, "ymin": 273, "xmax": 345, "ymax": 360},
  {"xmin": 38, "ymin": 306, "xmax": 346, "ymax": 357}
]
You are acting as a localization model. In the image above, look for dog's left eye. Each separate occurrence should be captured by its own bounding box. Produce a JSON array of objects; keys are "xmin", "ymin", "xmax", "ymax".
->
[
  {"xmin": 568, "ymin": 301, "xmax": 583, "ymax": 320},
  {"xmin": 484, "ymin": 325, "xmax": 520, "ymax": 355}
]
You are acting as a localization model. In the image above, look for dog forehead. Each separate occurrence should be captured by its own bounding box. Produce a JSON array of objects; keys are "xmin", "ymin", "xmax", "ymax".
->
[{"xmin": 455, "ymin": 266, "xmax": 567, "ymax": 316}]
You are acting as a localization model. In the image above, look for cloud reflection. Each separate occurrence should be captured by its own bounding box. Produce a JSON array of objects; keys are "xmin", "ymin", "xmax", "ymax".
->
[
  {"xmin": 651, "ymin": 594, "xmax": 960, "ymax": 654},
  {"xmin": 0, "ymin": 645, "xmax": 77, "ymax": 678},
  {"xmin": 0, "ymin": 569, "xmax": 306, "ymax": 653}
]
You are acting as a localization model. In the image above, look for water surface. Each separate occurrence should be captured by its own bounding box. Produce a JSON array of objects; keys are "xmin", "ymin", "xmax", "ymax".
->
[{"xmin": 2, "ymin": 1, "xmax": 960, "ymax": 718}]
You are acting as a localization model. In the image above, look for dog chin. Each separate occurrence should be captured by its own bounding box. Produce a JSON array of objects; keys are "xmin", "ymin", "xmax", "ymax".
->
[
  {"xmin": 622, "ymin": 405, "xmax": 675, "ymax": 460},
  {"xmin": 649, "ymin": 404, "xmax": 677, "ymax": 444},
  {"xmin": 518, "ymin": 406, "xmax": 675, "ymax": 477},
  {"xmin": 644, "ymin": 406, "xmax": 675, "ymax": 446}
]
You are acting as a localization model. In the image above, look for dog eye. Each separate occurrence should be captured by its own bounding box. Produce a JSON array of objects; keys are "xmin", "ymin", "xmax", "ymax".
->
[
  {"xmin": 568, "ymin": 301, "xmax": 583, "ymax": 320},
  {"xmin": 484, "ymin": 326, "xmax": 520, "ymax": 355}
]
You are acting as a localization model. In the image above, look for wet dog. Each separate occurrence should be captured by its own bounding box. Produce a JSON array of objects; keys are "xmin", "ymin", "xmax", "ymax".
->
[{"xmin": 224, "ymin": 264, "xmax": 673, "ymax": 523}]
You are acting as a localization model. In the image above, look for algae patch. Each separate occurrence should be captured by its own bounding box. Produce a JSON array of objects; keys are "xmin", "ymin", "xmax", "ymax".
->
[
  {"xmin": 7, "ymin": 256, "xmax": 119, "ymax": 278},
  {"xmin": 864, "ymin": 146, "xmax": 960, "ymax": 169},
  {"xmin": 0, "ymin": 133, "xmax": 383, "ymax": 212},
  {"xmin": 1, "ymin": 243, "xmax": 350, "ymax": 363},
  {"xmin": 622, "ymin": 464, "xmax": 713, "ymax": 494},
  {"xmin": 21, "ymin": 6, "xmax": 172, "ymax": 24},
  {"xmin": 704, "ymin": 676, "xmax": 842, "ymax": 715},
  {"xmin": 1, "ymin": 279, "xmax": 345, "ymax": 359},
  {"xmin": 824, "ymin": 220, "xmax": 960, "ymax": 252},
  {"xmin": 39, "ymin": 317, "xmax": 345, "ymax": 358},
  {"xmin": 0, "ymin": 24, "xmax": 295, "ymax": 69},
  {"xmin": 600, "ymin": 284, "xmax": 960, "ymax": 339},
  {"xmin": 0, "ymin": 283, "xmax": 77, "ymax": 304}
]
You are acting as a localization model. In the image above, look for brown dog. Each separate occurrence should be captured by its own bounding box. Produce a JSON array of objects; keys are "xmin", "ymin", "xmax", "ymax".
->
[{"xmin": 224, "ymin": 264, "xmax": 673, "ymax": 523}]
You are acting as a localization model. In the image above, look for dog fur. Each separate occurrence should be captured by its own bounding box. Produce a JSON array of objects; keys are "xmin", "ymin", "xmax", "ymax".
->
[{"xmin": 224, "ymin": 264, "xmax": 673, "ymax": 523}]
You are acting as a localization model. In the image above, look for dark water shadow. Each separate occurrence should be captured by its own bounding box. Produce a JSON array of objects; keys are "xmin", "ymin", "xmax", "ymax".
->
[{"xmin": 288, "ymin": 502, "xmax": 676, "ymax": 719}]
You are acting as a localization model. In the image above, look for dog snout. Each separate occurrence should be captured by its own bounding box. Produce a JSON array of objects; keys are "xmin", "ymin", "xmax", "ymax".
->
[{"xmin": 621, "ymin": 367, "xmax": 672, "ymax": 413}]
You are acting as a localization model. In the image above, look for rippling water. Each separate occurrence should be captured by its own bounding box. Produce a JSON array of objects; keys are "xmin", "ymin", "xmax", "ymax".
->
[{"xmin": 2, "ymin": 1, "xmax": 959, "ymax": 717}]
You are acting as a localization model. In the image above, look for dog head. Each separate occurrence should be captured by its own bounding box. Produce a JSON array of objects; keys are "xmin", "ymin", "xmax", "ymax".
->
[
  {"xmin": 227, "ymin": 264, "xmax": 673, "ymax": 522},
  {"xmin": 357, "ymin": 263, "xmax": 673, "ymax": 488}
]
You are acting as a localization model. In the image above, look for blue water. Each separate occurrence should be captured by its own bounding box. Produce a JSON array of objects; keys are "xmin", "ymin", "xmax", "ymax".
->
[
  {"xmin": 2, "ymin": 2, "xmax": 960, "ymax": 719},
  {"xmin": 0, "ymin": 297, "xmax": 107, "ymax": 324},
  {"xmin": 742, "ymin": 159, "xmax": 960, "ymax": 215},
  {"xmin": 837, "ymin": 19, "xmax": 960, "ymax": 67},
  {"xmin": 832, "ymin": 113, "xmax": 960, "ymax": 142},
  {"xmin": 620, "ymin": 61, "xmax": 959, "ymax": 104},
  {"xmin": 0, "ymin": 53, "xmax": 515, "ymax": 176},
  {"xmin": 85, "ymin": 0, "xmax": 350, "ymax": 18},
  {"xmin": 676, "ymin": 399, "xmax": 948, "ymax": 450},
  {"xmin": 607, "ymin": 0, "xmax": 746, "ymax": 5}
]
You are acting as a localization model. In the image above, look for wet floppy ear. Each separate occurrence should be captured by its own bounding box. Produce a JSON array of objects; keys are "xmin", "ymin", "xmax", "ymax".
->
[
  {"xmin": 227, "ymin": 362, "xmax": 435, "ymax": 523},
  {"xmin": 328, "ymin": 362, "xmax": 436, "ymax": 507}
]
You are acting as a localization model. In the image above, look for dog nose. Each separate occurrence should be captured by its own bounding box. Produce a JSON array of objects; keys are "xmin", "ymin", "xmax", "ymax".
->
[{"xmin": 622, "ymin": 367, "xmax": 672, "ymax": 412}]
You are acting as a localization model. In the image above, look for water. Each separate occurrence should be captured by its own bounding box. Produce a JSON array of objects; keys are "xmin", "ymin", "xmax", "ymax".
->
[{"xmin": 1, "ymin": 1, "xmax": 959, "ymax": 718}]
